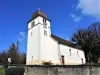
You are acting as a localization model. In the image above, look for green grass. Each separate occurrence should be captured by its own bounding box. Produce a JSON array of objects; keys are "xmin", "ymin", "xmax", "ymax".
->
[{"xmin": 0, "ymin": 67, "xmax": 5, "ymax": 75}]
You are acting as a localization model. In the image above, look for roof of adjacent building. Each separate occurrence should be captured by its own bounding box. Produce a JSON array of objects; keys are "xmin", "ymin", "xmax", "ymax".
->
[
  {"xmin": 51, "ymin": 34, "xmax": 82, "ymax": 50},
  {"xmin": 28, "ymin": 9, "xmax": 50, "ymax": 23}
]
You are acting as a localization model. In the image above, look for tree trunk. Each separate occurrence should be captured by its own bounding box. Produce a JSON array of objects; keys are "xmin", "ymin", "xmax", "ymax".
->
[{"xmin": 84, "ymin": 52, "xmax": 90, "ymax": 63}]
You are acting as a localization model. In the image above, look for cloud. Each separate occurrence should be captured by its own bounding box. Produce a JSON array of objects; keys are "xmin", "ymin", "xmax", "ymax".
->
[
  {"xmin": 17, "ymin": 32, "xmax": 27, "ymax": 43},
  {"xmin": 70, "ymin": 14, "xmax": 82, "ymax": 23},
  {"xmin": 77, "ymin": 0, "xmax": 100, "ymax": 19}
]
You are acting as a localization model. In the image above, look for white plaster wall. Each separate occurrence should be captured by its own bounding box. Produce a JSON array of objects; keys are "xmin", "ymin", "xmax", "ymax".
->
[
  {"xmin": 40, "ymin": 36, "xmax": 60, "ymax": 63},
  {"xmin": 60, "ymin": 44, "xmax": 86, "ymax": 65},
  {"xmin": 26, "ymin": 17, "xmax": 39, "ymax": 65},
  {"xmin": 26, "ymin": 15, "xmax": 86, "ymax": 65},
  {"xmin": 38, "ymin": 16, "xmax": 59, "ymax": 63},
  {"xmin": 28, "ymin": 17, "xmax": 39, "ymax": 29},
  {"xmin": 38, "ymin": 16, "xmax": 51, "ymax": 36}
]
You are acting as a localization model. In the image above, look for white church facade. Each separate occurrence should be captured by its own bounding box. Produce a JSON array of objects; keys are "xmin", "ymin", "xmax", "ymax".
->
[{"xmin": 26, "ymin": 9, "xmax": 86, "ymax": 65}]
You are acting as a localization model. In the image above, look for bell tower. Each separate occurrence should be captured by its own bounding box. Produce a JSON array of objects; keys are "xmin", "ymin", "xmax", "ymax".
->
[{"xmin": 26, "ymin": 9, "xmax": 51, "ymax": 65}]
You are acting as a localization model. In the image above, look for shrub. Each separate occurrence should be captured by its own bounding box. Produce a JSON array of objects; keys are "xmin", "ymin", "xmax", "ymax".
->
[
  {"xmin": 5, "ymin": 67, "xmax": 25, "ymax": 75},
  {"xmin": 42, "ymin": 61, "xmax": 52, "ymax": 65}
]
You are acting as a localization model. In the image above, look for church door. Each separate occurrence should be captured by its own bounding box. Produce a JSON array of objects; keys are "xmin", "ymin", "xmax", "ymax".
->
[{"xmin": 61, "ymin": 55, "xmax": 65, "ymax": 65}]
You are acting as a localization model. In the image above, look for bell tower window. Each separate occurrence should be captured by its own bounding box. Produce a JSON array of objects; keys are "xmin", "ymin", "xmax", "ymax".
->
[
  {"xmin": 31, "ymin": 21, "xmax": 35, "ymax": 28},
  {"xmin": 43, "ymin": 18, "xmax": 46, "ymax": 23},
  {"xmin": 43, "ymin": 18, "xmax": 47, "ymax": 29}
]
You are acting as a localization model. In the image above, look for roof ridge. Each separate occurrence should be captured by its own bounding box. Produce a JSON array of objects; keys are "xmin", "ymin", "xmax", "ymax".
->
[{"xmin": 51, "ymin": 34, "xmax": 82, "ymax": 50}]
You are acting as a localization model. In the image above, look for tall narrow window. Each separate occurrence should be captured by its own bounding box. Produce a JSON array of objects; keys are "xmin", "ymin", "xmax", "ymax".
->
[
  {"xmin": 43, "ymin": 18, "xmax": 45, "ymax": 23},
  {"xmin": 31, "ymin": 32, "xmax": 32, "ymax": 36},
  {"xmin": 81, "ymin": 58, "xmax": 83, "ymax": 64},
  {"xmin": 31, "ymin": 21, "xmax": 35, "ymax": 28},
  {"xmin": 45, "ymin": 19, "xmax": 46, "ymax": 23},
  {"xmin": 77, "ymin": 51, "xmax": 79, "ymax": 57},
  {"xmin": 43, "ymin": 18, "xmax": 47, "ymax": 29},
  {"xmin": 69, "ymin": 49, "xmax": 71, "ymax": 56},
  {"xmin": 44, "ymin": 30, "xmax": 47, "ymax": 36},
  {"xmin": 43, "ymin": 18, "xmax": 46, "ymax": 23}
]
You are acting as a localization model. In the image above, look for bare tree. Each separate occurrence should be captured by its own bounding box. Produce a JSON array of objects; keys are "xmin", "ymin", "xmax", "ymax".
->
[{"xmin": 71, "ymin": 22, "xmax": 100, "ymax": 63}]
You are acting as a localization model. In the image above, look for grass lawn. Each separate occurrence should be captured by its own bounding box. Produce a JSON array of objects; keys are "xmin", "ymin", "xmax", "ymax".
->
[{"xmin": 0, "ymin": 67, "xmax": 5, "ymax": 75}]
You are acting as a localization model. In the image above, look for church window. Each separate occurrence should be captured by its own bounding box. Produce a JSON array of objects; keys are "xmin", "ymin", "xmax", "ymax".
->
[
  {"xmin": 31, "ymin": 32, "xmax": 32, "ymax": 36},
  {"xmin": 69, "ymin": 49, "xmax": 71, "ymax": 56},
  {"xmin": 43, "ymin": 18, "xmax": 47, "ymax": 29},
  {"xmin": 43, "ymin": 18, "xmax": 46, "ymax": 23},
  {"xmin": 77, "ymin": 51, "xmax": 79, "ymax": 57},
  {"xmin": 44, "ymin": 30, "xmax": 47, "ymax": 36},
  {"xmin": 81, "ymin": 58, "xmax": 83, "ymax": 64},
  {"xmin": 43, "ymin": 23, "xmax": 47, "ymax": 29},
  {"xmin": 45, "ymin": 19, "xmax": 46, "ymax": 23},
  {"xmin": 31, "ymin": 21, "xmax": 35, "ymax": 28}
]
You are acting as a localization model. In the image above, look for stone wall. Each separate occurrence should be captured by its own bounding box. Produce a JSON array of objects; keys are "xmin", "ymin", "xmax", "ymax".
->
[{"xmin": 24, "ymin": 65, "xmax": 100, "ymax": 75}]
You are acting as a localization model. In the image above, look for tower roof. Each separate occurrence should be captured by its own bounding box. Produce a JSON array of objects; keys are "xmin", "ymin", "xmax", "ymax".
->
[
  {"xmin": 28, "ymin": 9, "xmax": 50, "ymax": 23},
  {"xmin": 32, "ymin": 9, "xmax": 48, "ymax": 19}
]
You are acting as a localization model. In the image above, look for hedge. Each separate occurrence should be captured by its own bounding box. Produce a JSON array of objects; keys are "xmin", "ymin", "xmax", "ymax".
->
[{"xmin": 5, "ymin": 67, "xmax": 25, "ymax": 75}]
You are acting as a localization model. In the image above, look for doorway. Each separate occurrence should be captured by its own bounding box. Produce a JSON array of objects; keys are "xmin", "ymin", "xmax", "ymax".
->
[{"xmin": 61, "ymin": 55, "xmax": 65, "ymax": 65}]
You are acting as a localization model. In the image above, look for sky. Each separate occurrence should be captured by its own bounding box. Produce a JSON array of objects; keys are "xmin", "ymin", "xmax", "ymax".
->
[{"xmin": 0, "ymin": 0, "xmax": 100, "ymax": 52}]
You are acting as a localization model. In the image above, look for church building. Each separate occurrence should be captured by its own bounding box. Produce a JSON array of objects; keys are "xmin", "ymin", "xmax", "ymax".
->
[{"xmin": 26, "ymin": 9, "xmax": 86, "ymax": 65}]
